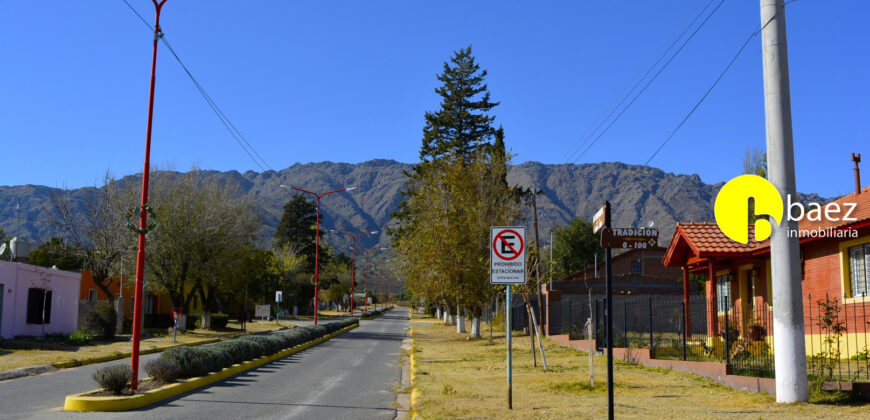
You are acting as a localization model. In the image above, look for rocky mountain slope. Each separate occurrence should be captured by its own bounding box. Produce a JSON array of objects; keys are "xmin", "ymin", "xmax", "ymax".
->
[{"xmin": 0, "ymin": 160, "xmax": 827, "ymax": 252}]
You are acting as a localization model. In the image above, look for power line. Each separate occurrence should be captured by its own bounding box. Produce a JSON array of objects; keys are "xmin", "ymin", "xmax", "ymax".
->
[
  {"xmin": 612, "ymin": 8, "xmax": 787, "ymax": 195},
  {"xmin": 569, "ymin": 0, "xmax": 727, "ymax": 165},
  {"xmin": 121, "ymin": 0, "xmax": 279, "ymax": 186},
  {"xmin": 563, "ymin": 0, "xmax": 712, "ymax": 163}
]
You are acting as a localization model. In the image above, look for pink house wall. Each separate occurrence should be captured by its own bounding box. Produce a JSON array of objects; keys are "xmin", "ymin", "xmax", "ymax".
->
[{"xmin": 0, "ymin": 261, "xmax": 81, "ymax": 339}]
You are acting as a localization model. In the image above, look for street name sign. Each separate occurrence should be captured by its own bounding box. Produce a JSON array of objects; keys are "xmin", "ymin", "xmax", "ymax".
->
[
  {"xmin": 600, "ymin": 227, "xmax": 658, "ymax": 249},
  {"xmin": 490, "ymin": 226, "xmax": 526, "ymax": 284},
  {"xmin": 592, "ymin": 205, "xmax": 608, "ymax": 234}
]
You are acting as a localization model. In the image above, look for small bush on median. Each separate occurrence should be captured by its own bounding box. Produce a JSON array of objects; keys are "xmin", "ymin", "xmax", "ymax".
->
[
  {"xmin": 92, "ymin": 364, "xmax": 131, "ymax": 395},
  {"xmin": 162, "ymin": 347, "xmax": 210, "ymax": 378},
  {"xmin": 145, "ymin": 358, "xmax": 181, "ymax": 384}
]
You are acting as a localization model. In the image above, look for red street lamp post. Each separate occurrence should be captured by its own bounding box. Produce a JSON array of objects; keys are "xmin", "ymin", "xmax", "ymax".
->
[
  {"xmin": 361, "ymin": 247, "xmax": 386, "ymax": 311},
  {"xmin": 329, "ymin": 229, "xmax": 378, "ymax": 318},
  {"xmin": 130, "ymin": 0, "xmax": 167, "ymax": 391},
  {"xmin": 280, "ymin": 185, "xmax": 355, "ymax": 325}
]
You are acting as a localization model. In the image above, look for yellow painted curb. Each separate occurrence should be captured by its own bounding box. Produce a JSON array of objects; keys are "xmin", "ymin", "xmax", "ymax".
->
[
  {"xmin": 409, "ymin": 327, "xmax": 419, "ymax": 419},
  {"xmin": 63, "ymin": 324, "xmax": 359, "ymax": 412}
]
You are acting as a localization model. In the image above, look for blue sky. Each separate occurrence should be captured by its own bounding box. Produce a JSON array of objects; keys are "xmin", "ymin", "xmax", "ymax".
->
[{"xmin": 1, "ymin": 1, "xmax": 867, "ymax": 198}]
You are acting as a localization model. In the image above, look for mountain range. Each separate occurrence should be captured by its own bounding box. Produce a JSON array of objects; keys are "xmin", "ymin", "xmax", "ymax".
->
[{"xmin": 0, "ymin": 160, "xmax": 828, "ymax": 253}]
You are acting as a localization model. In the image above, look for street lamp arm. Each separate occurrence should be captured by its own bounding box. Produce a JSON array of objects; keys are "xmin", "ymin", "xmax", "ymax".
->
[{"xmin": 322, "ymin": 187, "xmax": 350, "ymax": 197}]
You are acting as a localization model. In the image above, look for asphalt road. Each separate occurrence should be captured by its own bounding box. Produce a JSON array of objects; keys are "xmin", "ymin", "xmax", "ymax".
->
[{"xmin": 0, "ymin": 307, "xmax": 409, "ymax": 420}]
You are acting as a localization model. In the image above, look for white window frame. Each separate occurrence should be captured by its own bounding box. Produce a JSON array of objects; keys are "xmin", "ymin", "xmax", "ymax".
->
[{"xmin": 849, "ymin": 244, "xmax": 870, "ymax": 298}]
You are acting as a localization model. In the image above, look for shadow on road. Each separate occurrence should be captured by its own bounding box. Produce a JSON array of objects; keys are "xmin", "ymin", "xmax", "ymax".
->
[
  {"xmin": 341, "ymin": 331, "xmax": 406, "ymax": 342},
  {"xmin": 178, "ymin": 398, "xmax": 396, "ymax": 413}
]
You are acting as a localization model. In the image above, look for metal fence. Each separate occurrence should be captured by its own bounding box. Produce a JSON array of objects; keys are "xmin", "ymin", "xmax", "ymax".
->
[{"xmin": 548, "ymin": 293, "xmax": 870, "ymax": 382}]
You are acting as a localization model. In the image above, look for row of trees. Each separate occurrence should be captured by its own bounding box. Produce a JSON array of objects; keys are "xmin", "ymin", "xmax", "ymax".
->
[
  {"xmin": 31, "ymin": 169, "xmax": 358, "ymax": 330},
  {"xmin": 391, "ymin": 47, "xmax": 605, "ymax": 342},
  {"xmin": 390, "ymin": 46, "xmax": 524, "ymax": 338}
]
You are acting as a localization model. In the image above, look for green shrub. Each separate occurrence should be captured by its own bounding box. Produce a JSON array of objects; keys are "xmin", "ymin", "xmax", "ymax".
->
[
  {"xmin": 144, "ymin": 358, "xmax": 181, "ymax": 384},
  {"xmin": 162, "ymin": 347, "xmax": 209, "ymax": 378},
  {"xmin": 90, "ymin": 302, "xmax": 117, "ymax": 339},
  {"xmin": 186, "ymin": 315, "xmax": 198, "ymax": 331},
  {"xmin": 92, "ymin": 364, "xmax": 131, "ymax": 395},
  {"xmin": 67, "ymin": 327, "xmax": 95, "ymax": 345},
  {"xmin": 215, "ymin": 340, "xmax": 255, "ymax": 364},
  {"xmin": 211, "ymin": 313, "xmax": 229, "ymax": 329},
  {"xmin": 200, "ymin": 347, "xmax": 233, "ymax": 372}
]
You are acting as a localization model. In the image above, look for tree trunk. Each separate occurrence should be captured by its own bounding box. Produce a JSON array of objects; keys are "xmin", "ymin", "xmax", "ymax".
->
[
  {"xmin": 436, "ymin": 307, "xmax": 441, "ymax": 320},
  {"xmin": 470, "ymin": 307, "xmax": 482, "ymax": 338},
  {"xmin": 456, "ymin": 306, "xmax": 466, "ymax": 333},
  {"xmin": 201, "ymin": 310, "xmax": 212, "ymax": 330},
  {"xmin": 524, "ymin": 295, "xmax": 537, "ymax": 367},
  {"xmin": 114, "ymin": 296, "xmax": 125, "ymax": 335}
]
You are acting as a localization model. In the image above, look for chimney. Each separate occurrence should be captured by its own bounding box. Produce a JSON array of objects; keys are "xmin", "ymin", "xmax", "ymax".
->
[{"xmin": 853, "ymin": 153, "xmax": 862, "ymax": 195}]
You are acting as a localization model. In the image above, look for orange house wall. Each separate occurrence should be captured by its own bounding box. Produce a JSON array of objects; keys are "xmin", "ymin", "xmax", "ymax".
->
[{"xmin": 79, "ymin": 270, "xmax": 169, "ymax": 316}]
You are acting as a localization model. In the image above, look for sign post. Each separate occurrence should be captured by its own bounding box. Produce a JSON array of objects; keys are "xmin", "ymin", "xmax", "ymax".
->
[
  {"xmin": 595, "ymin": 202, "xmax": 659, "ymax": 420},
  {"xmin": 170, "ymin": 307, "xmax": 183, "ymax": 343},
  {"xmin": 490, "ymin": 226, "xmax": 526, "ymax": 409}
]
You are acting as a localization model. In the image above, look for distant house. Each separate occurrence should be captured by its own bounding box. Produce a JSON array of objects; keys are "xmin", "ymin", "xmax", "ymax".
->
[
  {"xmin": 542, "ymin": 247, "xmax": 693, "ymax": 335},
  {"xmin": 79, "ymin": 270, "xmax": 167, "ymax": 319},
  {"xmin": 663, "ymin": 185, "xmax": 870, "ymax": 356},
  {"xmin": 0, "ymin": 261, "xmax": 81, "ymax": 339}
]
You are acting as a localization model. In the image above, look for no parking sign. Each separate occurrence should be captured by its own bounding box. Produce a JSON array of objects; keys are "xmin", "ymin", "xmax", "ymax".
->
[{"xmin": 490, "ymin": 226, "xmax": 526, "ymax": 284}]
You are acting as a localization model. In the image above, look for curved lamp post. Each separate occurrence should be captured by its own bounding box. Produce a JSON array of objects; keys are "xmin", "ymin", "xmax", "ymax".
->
[
  {"xmin": 361, "ymin": 247, "xmax": 387, "ymax": 311},
  {"xmin": 280, "ymin": 184, "xmax": 355, "ymax": 325},
  {"xmin": 329, "ymin": 229, "xmax": 378, "ymax": 318}
]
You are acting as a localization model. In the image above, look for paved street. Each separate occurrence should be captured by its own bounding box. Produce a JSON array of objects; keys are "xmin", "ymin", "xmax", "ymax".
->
[{"xmin": 0, "ymin": 307, "xmax": 409, "ymax": 420}]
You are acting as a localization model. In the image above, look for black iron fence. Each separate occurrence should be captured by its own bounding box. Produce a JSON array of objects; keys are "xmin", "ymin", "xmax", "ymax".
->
[{"xmin": 548, "ymin": 293, "xmax": 870, "ymax": 382}]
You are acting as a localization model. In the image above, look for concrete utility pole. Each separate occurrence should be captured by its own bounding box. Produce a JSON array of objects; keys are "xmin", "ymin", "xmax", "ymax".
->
[{"xmin": 760, "ymin": 0, "xmax": 808, "ymax": 402}]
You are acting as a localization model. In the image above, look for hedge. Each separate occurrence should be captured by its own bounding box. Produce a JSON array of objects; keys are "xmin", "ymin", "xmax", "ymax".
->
[
  {"xmin": 360, "ymin": 306, "xmax": 394, "ymax": 319},
  {"xmin": 157, "ymin": 318, "xmax": 358, "ymax": 380}
]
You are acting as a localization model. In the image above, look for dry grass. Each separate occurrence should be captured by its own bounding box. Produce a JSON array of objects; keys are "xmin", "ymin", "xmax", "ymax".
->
[
  {"xmin": 411, "ymin": 320, "xmax": 870, "ymax": 420},
  {"xmin": 0, "ymin": 320, "xmax": 294, "ymax": 373}
]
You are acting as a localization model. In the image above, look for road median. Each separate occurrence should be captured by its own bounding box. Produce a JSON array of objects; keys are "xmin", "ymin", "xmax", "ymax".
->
[{"xmin": 64, "ymin": 322, "xmax": 358, "ymax": 412}]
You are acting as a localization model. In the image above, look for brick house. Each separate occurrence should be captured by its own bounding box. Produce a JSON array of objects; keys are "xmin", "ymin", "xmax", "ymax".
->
[
  {"xmin": 543, "ymin": 247, "xmax": 691, "ymax": 335},
  {"xmin": 663, "ymin": 186, "xmax": 870, "ymax": 356}
]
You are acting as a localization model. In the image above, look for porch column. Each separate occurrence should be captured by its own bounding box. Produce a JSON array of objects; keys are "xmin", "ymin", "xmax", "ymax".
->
[{"xmin": 707, "ymin": 262, "xmax": 718, "ymax": 337}]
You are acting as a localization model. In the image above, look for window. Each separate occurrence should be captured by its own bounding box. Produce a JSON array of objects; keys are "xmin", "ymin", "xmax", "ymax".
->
[
  {"xmin": 26, "ymin": 288, "xmax": 52, "ymax": 324},
  {"xmin": 88, "ymin": 289, "xmax": 97, "ymax": 302},
  {"xmin": 849, "ymin": 244, "xmax": 870, "ymax": 297},
  {"xmin": 631, "ymin": 261, "xmax": 642, "ymax": 274},
  {"xmin": 717, "ymin": 273, "xmax": 732, "ymax": 313}
]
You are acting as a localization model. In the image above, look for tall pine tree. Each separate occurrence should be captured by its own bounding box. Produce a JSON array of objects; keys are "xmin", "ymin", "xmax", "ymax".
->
[
  {"xmin": 390, "ymin": 46, "xmax": 522, "ymax": 338},
  {"xmin": 419, "ymin": 45, "xmax": 499, "ymax": 162},
  {"xmin": 274, "ymin": 194, "xmax": 328, "ymax": 273}
]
